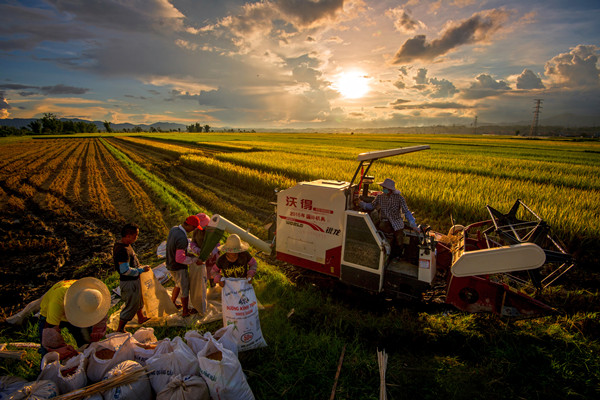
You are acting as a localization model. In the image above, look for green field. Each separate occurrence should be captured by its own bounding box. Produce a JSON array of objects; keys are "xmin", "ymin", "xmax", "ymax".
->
[{"xmin": 1, "ymin": 133, "xmax": 599, "ymax": 399}]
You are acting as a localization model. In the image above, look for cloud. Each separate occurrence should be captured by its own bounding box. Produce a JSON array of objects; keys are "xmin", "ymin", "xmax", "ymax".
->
[
  {"xmin": 392, "ymin": 9, "xmax": 511, "ymax": 63},
  {"xmin": 516, "ymin": 69, "xmax": 545, "ymax": 89},
  {"xmin": 385, "ymin": 7, "xmax": 425, "ymax": 33},
  {"xmin": 460, "ymin": 73, "xmax": 511, "ymax": 99},
  {"xmin": 391, "ymin": 101, "xmax": 472, "ymax": 110},
  {"xmin": 544, "ymin": 44, "xmax": 600, "ymax": 88},
  {"xmin": 276, "ymin": 0, "xmax": 345, "ymax": 27},
  {"xmin": 429, "ymin": 78, "xmax": 459, "ymax": 98},
  {"xmin": 0, "ymin": 92, "xmax": 11, "ymax": 118},
  {"xmin": 0, "ymin": 83, "xmax": 90, "ymax": 96},
  {"xmin": 414, "ymin": 68, "xmax": 428, "ymax": 85}
]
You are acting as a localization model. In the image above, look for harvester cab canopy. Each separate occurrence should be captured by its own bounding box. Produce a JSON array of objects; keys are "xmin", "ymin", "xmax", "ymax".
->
[{"xmin": 350, "ymin": 145, "xmax": 430, "ymax": 188}]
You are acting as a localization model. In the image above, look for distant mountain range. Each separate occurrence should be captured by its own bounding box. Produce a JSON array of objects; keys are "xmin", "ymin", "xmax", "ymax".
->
[{"xmin": 0, "ymin": 118, "xmax": 188, "ymax": 132}]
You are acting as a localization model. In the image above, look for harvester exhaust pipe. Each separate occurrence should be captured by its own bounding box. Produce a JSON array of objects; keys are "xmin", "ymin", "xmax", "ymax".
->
[{"xmin": 209, "ymin": 214, "xmax": 272, "ymax": 255}]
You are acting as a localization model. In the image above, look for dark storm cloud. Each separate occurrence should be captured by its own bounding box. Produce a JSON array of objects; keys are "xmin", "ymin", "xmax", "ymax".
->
[
  {"xmin": 516, "ymin": 69, "xmax": 545, "ymax": 89},
  {"xmin": 0, "ymin": 92, "xmax": 11, "ymax": 110},
  {"xmin": 44, "ymin": 0, "xmax": 184, "ymax": 33},
  {"xmin": 276, "ymin": 0, "xmax": 344, "ymax": 26},
  {"xmin": 0, "ymin": 3, "xmax": 93, "ymax": 51},
  {"xmin": 0, "ymin": 83, "xmax": 90, "ymax": 96},
  {"xmin": 392, "ymin": 9, "xmax": 510, "ymax": 64}
]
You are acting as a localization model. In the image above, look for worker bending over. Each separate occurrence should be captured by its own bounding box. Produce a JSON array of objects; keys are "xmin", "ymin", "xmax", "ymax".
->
[{"xmin": 38, "ymin": 277, "xmax": 110, "ymax": 360}]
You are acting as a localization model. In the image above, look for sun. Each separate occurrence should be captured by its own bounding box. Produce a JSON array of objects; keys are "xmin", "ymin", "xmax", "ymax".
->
[{"xmin": 334, "ymin": 70, "xmax": 370, "ymax": 99}]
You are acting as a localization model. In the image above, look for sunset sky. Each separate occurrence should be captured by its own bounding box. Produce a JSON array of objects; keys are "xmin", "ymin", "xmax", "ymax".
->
[{"xmin": 1, "ymin": 0, "xmax": 599, "ymax": 129}]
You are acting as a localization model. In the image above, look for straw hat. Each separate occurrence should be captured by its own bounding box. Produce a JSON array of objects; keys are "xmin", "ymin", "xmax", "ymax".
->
[
  {"xmin": 378, "ymin": 178, "xmax": 396, "ymax": 191},
  {"xmin": 64, "ymin": 277, "xmax": 111, "ymax": 328},
  {"xmin": 195, "ymin": 213, "xmax": 211, "ymax": 228},
  {"xmin": 222, "ymin": 234, "xmax": 249, "ymax": 253}
]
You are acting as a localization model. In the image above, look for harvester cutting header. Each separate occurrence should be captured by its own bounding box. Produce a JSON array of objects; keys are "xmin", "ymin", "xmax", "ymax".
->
[{"xmin": 264, "ymin": 145, "xmax": 574, "ymax": 318}]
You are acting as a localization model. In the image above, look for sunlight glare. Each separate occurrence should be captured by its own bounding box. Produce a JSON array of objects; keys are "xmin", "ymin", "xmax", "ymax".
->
[{"xmin": 334, "ymin": 70, "xmax": 370, "ymax": 99}]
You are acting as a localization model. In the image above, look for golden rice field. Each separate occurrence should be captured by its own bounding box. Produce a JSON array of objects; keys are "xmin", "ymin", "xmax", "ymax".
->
[{"xmin": 0, "ymin": 133, "xmax": 599, "ymax": 315}]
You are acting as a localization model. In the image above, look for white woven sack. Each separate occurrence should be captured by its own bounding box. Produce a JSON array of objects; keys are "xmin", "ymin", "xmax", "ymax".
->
[
  {"xmin": 197, "ymin": 336, "xmax": 254, "ymax": 400},
  {"xmin": 39, "ymin": 351, "xmax": 87, "ymax": 394},
  {"xmin": 102, "ymin": 360, "xmax": 152, "ymax": 400},
  {"xmin": 156, "ymin": 374, "xmax": 210, "ymax": 400},
  {"xmin": 211, "ymin": 323, "xmax": 238, "ymax": 357},
  {"xmin": 133, "ymin": 327, "xmax": 157, "ymax": 343},
  {"xmin": 221, "ymin": 278, "xmax": 267, "ymax": 352},
  {"xmin": 0, "ymin": 376, "xmax": 27, "ymax": 400},
  {"xmin": 145, "ymin": 337, "xmax": 199, "ymax": 393},
  {"xmin": 184, "ymin": 330, "xmax": 209, "ymax": 355},
  {"xmin": 7, "ymin": 380, "xmax": 58, "ymax": 400},
  {"xmin": 86, "ymin": 333, "xmax": 136, "ymax": 383}
]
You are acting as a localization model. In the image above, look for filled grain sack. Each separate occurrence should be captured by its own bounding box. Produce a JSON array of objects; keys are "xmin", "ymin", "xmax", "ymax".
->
[
  {"xmin": 86, "ymin": 333, "xmax": 136, "ymax": 383},
  {"xmin": 39, "ymin": 351, "xmax": 87, "ymax": 394},
  {"xmin": 221, "ymin": 278, "xmax": 267, "ymax": 352},
  {"xmin": 197, "ymin": 336, "xmax": 254, "ymax": 400},
  {"xmin": 156, "ymin": 375, "xmax": 210, "ymax": 400},
  {"xmin": 7, "ymin": 380, "xmax": 58, "ymax": 400},
  {"xmin": 145, "ymin": 337, "xmax": 199, "ymax": 393},
  {"xmin": 0, "ymin": 376, "xmax": 27, "ymax": 400},
  {"xmin": 103, "ymin": 360, "xmax": 152, "ymax": 400}
]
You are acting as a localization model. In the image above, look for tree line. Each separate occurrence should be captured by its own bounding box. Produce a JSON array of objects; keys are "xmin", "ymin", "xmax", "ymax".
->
[{"xmin": 0, "ymin": 113, "xmax": 99, "ymax": 136}]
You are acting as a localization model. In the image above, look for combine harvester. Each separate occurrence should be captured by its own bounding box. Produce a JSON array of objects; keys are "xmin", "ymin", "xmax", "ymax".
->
[{"xmin": 206, "ymin": 146, "xmax": 574, "ymax": 318}]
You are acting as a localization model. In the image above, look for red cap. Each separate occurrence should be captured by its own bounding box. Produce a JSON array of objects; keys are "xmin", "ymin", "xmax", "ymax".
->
[{"xmin": 185, "ymin": 215, "xmax": 202, "ymax": 229}]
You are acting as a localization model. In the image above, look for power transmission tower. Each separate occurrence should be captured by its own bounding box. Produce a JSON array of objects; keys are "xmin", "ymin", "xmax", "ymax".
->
[
  {"xmin": 473, "ymin": 115, "xmax": 478, "ymax": 134},
  {"xmin": 529, "ymin": 99, "xmax": 543, "ymax": 136}
]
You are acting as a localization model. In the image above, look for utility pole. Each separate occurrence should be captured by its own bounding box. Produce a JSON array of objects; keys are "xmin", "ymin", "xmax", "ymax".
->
[
  {"xmin": 529, "ymin": 99, "xmax": 543, "ymax": 136},
  {"xmin": 473, "ymin": 115, "xmax": 478, "ymax": 135}
]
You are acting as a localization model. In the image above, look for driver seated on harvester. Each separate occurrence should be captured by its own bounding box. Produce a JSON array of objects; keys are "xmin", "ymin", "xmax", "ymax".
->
[{"xmin": 358, "ymin": 178, "xmax": 418, "ymax": 260}]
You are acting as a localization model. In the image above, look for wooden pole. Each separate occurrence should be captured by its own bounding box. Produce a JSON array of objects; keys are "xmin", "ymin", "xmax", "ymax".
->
[{"xmin": 329, "ymin": 344, "xmax": 347, "ymax": 400}]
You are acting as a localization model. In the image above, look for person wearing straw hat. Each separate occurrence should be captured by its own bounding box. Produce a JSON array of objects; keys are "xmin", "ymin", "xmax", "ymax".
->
[
  {"xmin": 37, "ymin": 277, "xmax": 111, "ymax": 360},
  {"xmin": 166, "ymin": 215, "xmax": 203, "ymax": 317},
  {"xmin": 211, "ymin": 234, "xmax": 257, "ymax": 287},
  {"xmin": 113, "ymin": 223, "xmax": 151, "ymax": 333},
  {"xmin": 359, "ymin": 178, "xmax": 418, "ymax": 259}
]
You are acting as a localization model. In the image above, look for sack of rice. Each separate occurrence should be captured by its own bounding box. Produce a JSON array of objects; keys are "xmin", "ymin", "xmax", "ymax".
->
[
  {"xmin": 102, "ymin": 361, "xmax": 152, "ymax": 400},
  {"xmin": 197, "ymin": 336, "xmax": 254, "ymax": 400},
  {"xmin": 39, "ymin": 351, "xmax": 88, "ymax": 393},
  {"xmin": 86, "ymin": 333, "xmax": 136, "ymax": 383},
  {"xmin": 146, "ymin": 337, "xmax": 199, "ymax": 393},
  {"xmin": 183, "ymin": 330, "xmax": 208, "ymax": 354},
  {"xmin": 221, "ymin": 278, "xmax": 267, "ymax": 352},
  {"xmin": 0, "ymin": 376, "xmax": 27, "ymax": 400},
  {"xmin": 156, "ymin": 375, "xmax": 210, "ymax": 400},
  {"xmin": 133, "ymin": 327, "xmax": 157, "ymax": 344},
  {"xmin": 7, "ymin": 380, "xmax": 58, "ymax": 400}
]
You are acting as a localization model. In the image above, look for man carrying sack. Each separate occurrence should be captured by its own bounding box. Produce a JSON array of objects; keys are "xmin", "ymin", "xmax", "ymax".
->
[{"xmin": 37, "ymin": 277, "xmax": 111, "ymax": 360}]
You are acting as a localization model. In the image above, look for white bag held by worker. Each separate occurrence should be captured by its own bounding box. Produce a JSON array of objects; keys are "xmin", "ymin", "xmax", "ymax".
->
[
  {"xmin": 145, "ymin": 337, "xmax": 199, "ymax": 393},
  {"xmin": 103, "ymin": 360, "xmax": 152, "ymax": 400},
  {"xmin": 140, "ymin": 269, "xmax": 178, "ymax": 318},
  {"xmin": 7, "ymin": 380, "xmax": 58, "ymax": 400},
  {"xmin": 222, "ymin": 278, "xmax": 267, "ymax": 352},
  {"xmin": 188, "ymin": 263, "xmax": 207, "ymax": 314},
  {"xmin": 86, "ymin": 333, "xmax": 136, "ymax": 383},
  {"xmin": 156, "ymin": 374, "xmax": 210, "ymax": 400},
  {"xmin": 0, "ymin": 376, "xmax": 27, "ymax": 400},
  {"xmin": 197, "ymin": 336, "xmax": 254, "ymax": 400},
  {"xmin": 39, "ymin": 351, "xmax": 87, "ymax": 394}
]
